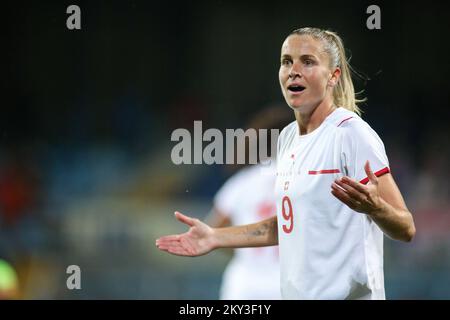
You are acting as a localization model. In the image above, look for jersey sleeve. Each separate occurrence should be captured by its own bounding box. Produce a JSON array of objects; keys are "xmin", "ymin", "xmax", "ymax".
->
[{"xmin": 340, "ymin": 120, "xmax": 390, "ymax": 184}]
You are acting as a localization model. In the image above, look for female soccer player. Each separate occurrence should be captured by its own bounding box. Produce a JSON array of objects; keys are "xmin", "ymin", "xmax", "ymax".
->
[{"xmin": 156, "ymin": 27, "xmax": 416, "ymax": 300}]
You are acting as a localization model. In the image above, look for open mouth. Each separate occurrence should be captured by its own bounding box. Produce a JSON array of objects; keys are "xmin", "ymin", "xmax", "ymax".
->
[{"xmin": 288, "ymin": 84, "xmax": 306, "ymax": 93}]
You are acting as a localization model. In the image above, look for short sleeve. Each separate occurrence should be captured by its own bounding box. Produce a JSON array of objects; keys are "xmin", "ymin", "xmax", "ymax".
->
[{"xmin": 340, "ymin": 120, "xmax": 390, "ymax": 184}]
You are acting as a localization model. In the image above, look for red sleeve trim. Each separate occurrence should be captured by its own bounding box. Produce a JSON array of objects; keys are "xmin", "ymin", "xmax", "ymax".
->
[
  {"xmin": 359, "ymin": 167, "xmax": 390, "ymax": 184},
  {"xmin": 337, "ymin": 116, "xmax": 354, "ymax": 127}
]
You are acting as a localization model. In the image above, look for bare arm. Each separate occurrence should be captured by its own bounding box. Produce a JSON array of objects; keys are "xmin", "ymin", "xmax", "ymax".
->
[
  {"xmin": 204, "ymin": 207, "xmax": 234, "ymax": 257},
  {"xmin": 331, "ymin": 160, "xmax": 416, "ymax": 242},
  {"xmin": 155, "ymin": 211, "xmax": 278, "ymax": 256},
  {"xmin": 214, "ymin": 215, "xmax": 278, "ymax": 248}
]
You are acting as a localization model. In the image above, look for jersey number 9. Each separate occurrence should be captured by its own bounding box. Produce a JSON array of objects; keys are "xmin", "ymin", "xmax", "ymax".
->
[{"xmin": 282, "ymin": 196, "xmax": 294, "ymax": 233}]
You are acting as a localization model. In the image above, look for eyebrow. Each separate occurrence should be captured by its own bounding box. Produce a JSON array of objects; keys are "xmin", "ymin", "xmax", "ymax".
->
[{"xmin": 280, "ymin": 54, "xmax": 318, "ymax": 60}]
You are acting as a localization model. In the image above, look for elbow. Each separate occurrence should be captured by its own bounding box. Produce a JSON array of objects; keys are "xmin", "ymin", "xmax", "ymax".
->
[
  {"xmin": 401, "ymin": 223, "xmax": 416, "ymax": 243},
  {"xmin": 406, "ymin": 225, "xmax": 416, "ymax": 242},
  {"xmin": 397, "ymin": 210, "xmax": 416, "ymax": 243},
  {"xmin": 405, "ymin": 211, "xmax": 417, "ymax": 242}
]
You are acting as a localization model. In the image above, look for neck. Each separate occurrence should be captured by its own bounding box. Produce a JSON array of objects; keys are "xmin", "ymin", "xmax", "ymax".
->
[{"xmin": 294, "ymin": 99, "xmax": 336, "ymax": 135}]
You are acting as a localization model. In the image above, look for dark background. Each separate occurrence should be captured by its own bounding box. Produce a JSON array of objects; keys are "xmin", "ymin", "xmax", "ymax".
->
[{"xmin": 1, "ymin": 0, "xmax": 449, "ymax": 299}]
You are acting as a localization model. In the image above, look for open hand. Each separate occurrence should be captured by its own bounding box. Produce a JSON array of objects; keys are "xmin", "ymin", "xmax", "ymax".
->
[
  {"xmin": 331, "ymin": 161, "xmax": 383, "ymax": 215},
  {"xmin": 155, "ymin": 211, "xmax": 216, "ymax": 256}
]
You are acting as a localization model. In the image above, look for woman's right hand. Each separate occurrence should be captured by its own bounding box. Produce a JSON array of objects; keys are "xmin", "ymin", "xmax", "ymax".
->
[{"xmin": 155, "ymin": 211, "xmax": 217, "ymax": 256}]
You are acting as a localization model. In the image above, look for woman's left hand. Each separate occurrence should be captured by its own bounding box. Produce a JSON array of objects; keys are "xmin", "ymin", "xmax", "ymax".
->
[{"xmin": 331, "ymin": 160, "xmax": 383, "ymax": 216}]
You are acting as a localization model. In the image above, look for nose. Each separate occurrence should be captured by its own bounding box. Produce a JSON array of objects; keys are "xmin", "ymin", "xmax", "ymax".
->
[{"xmin": 289, "ymin": 62, "xmax": 302, "ymax": 79}]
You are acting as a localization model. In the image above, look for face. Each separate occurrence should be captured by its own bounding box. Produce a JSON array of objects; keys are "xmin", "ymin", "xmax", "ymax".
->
[{"xmin": 279, "ymin": 34, "xmax": 340, "ymax": 112}]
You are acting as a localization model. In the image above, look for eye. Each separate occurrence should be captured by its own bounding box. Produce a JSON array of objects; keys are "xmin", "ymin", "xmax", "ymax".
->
[
  {"xmin": 281, "ymin": 58, "xmax": 292, "ymax": 66},
  {"xmin": 304, "ymin": 59, "xmax": 314, "ymax": 66}
]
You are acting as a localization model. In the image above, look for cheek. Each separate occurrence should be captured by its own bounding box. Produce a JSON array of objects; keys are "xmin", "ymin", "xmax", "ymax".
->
[
  {"xmin": 278, "ymin": 68, "xmax": 284, "ymax": 81},
  {"xmin": 308, "ymin": 71, "xmax": 329, "ymax": 90},
  {"xmin": 279, "ymin": 69, "xmax": 287, "ymax": 87}
]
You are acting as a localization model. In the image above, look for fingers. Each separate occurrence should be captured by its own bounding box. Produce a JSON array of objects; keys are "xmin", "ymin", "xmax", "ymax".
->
[
  {"xmin": 364, "ymin": 160, "xmax": 378, "ymax": 185},
  {"xmin": 334, "ymin": 179, "xmax": 368, "ymax": 204},
  {"xmin": 156, "ymin": 240, "xmax": 178, "ymax": 251},
  {"xmin": 340, "ymin": 176, "xmax": 368, "ymax": 195},
  {"xmin": 155, "ymin": 236, "xmax": 197, "ymax": 256},
  {"xmin": 331, "ymin": 182, "xmax": 360, "ymax": 210},
  {"xmin": 156, "ymin": 238, "xmax": 173, "ymax": 251},
  {"xmin": 174, "ymin": 211, "xmax": 196, "ymax": 227},
  {"xmin": 156, "ymin": 235, "xmax": 180, "ymax": 244},
  {"xmin": 156, "ymin": 236, "xmax": 186, "ymax": 253},
  {"xmin": 157, "ymin": 242, "xmax": 191, "ymax": 256}
]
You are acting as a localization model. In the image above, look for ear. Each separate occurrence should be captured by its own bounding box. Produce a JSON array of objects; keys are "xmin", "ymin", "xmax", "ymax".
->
[{"xmin": 328, "ymin": 67, "xmax": 341, "ymax": 87}]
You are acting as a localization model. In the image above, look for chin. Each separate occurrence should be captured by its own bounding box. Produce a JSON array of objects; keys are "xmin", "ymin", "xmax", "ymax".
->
[
  {"xmin": 288, "ymin": 101, "xmax": 318, "ymax": 116},
  {"xmin": 287, "ymin": 100, "xmax": 305, "ymax": 110}
]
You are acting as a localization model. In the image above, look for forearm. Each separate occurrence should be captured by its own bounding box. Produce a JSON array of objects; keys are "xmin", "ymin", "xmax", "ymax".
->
[
  {"xmin": 369, "ymin": 198, "xmax": 416, "ymax": 242},
  {"xmin": 211, "ymin": 216, "xmax": 278, "ymax": 249}
]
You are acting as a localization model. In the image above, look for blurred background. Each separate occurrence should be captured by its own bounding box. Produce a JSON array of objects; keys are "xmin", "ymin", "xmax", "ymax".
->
[{"xmin": 2, "ymin": 0, "xmax": 449, "ymax": 299}]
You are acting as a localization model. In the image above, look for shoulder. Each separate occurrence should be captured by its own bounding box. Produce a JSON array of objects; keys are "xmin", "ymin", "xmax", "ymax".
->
[
  {"xmin": 279, "ymin": 120, "xmax": 297, "ymax": 137},
  {"xmin": 328, "ymin": 107, "xmax": 363, "ymax": 129},
  {"xmin": 330, "ymin": 108, "xmax": 387, "ymax": 158},
  {"xmin": 278, "ymin": 120, "xmax": 297, "ymax": 145},
  {"xmin": 331, "ymin": 108, "xmax": 383, "ymax": 142}
]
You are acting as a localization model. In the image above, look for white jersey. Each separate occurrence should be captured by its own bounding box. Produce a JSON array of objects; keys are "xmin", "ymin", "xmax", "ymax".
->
[
  {"xmin": 275, "ymin": 107, "xmax": 390, "ymax": 300},
  {"xmin": 214, "ymin": 163, "xmax": 281, "ymax": 300}
]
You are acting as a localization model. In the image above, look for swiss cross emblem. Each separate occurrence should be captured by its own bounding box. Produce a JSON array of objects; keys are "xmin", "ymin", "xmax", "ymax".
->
[{"xmin": 284, "ymin": 181, "xmax": 290, "ymax": 191}]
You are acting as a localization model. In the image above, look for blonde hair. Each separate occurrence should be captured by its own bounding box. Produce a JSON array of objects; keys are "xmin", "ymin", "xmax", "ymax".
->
[{"xmin": 289, "ymin": 27, "xmax": 365, "ymax": 115}]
